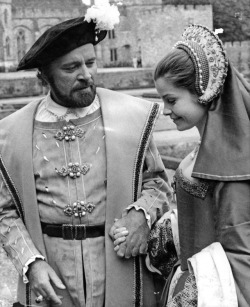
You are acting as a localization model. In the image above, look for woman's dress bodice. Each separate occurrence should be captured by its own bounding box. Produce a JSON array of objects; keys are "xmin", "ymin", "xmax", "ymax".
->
[
  {"xmin": 173, "ymin": 165, "xmax": 250, "ymax": 307},
  {"xmin": 173, "ymin": 168, "xmax": 215, "ymax": 271}
]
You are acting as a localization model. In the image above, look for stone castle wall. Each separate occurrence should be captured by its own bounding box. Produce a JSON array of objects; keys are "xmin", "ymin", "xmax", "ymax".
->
[
  {"xmin": 121, "ymin": 0, "xmax": 161, "ymax": 5},
  {"xmin": 0, "ymin": 0, "xmax": 84, "ymax": 70},
  {"xmin": 0, "ymin": 1, "xmax": 13, "ymax": 66},
  {"xmin": 224, "ymin": 41, "xmax": 250, "ymax": 81},
  {"xmin": 101, "ymin": 3, "xmax": 212, "ymax": 68},
  {"xmin": 0, "ymin": 0, "xmax": 213, "ymax": 71},
  {"xmin": 0, "ymin": 68, "xmax": 155, "ymax": 98},
  {"xmin": 135, "ymin": 4, "xmax": 213, "ymax": 67}
]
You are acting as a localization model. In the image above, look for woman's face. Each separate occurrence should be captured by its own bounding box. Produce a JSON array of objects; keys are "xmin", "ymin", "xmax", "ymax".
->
[{"xmin": 155, "ymin": 76, "xmax": 208, "ymax": 131}]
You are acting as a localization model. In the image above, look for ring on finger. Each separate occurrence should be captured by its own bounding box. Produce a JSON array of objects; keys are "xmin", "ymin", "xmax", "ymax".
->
[{"xmin": 35, "ymin": 294, "xmax": 44, "ymax": 304}]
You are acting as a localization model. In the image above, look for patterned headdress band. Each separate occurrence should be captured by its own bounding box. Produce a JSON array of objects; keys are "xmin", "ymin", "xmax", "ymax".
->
[{"xmin": 174, "ymin": 24, "xmax": 228, "ymax": 105}]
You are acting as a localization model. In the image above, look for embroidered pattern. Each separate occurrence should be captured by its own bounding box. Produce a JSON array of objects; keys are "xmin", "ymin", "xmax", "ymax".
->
[
  {"xmin": 64, "ymin": 201, "xmax": 95, "ymax": 217},
  {"xmin": 132, "ymin": 102, "xmax": 159, "ymax": 307},
  {"xmin": 175, "ymin": 24, "xmax": 228, "ymax": 105},
  {"xmin": 133, "ymin": 103, "xmax": 159, "ymax": 202},
  {"xmin": 0, "ymin": 155, "xmax": 25, "ymax": 223},
  {"xmin": 0, "ymin": 155, "xmax": 31, "ymax": 307},
  {"xmin": 55, "ymin": 162, "xmax": 91, "ymax": 178},
  {"xmin": 54, "ymin": 125, "xmax": 85, "ymax": 142},
  {"xmin": 134, "ymin": 256, "xmax": 143, "ymax": 307},
  {"xmin": 26, "ymin": 283, "xmax": 31, "ymax": 307},
  {"xmin": 148, "ymin": 219, "xmax": 178, "ymax": 278},
  {"xmin": 168, "ymin": 273, "xmax": 197, "ymax": 307},
  {"xmin": 174, "ymin": 168, "xmax": 210, "ymax": 199}
]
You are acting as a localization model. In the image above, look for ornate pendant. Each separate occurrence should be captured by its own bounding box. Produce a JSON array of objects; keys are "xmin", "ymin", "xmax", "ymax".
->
[
  {"xmin": 54, "ymin": 125, "xmax": 85, "ymax": 142},
  {"xmin": 63, "ymin": 201, "xmax": 95, "ymax": 217},
  {"xmin": 56, "ymin": 162, "xmax": 91, "ymax": 178}
]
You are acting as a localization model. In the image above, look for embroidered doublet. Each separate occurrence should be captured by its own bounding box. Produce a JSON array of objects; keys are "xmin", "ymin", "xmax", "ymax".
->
[
  {"xmin": 33, "ymin": 109, "xmax": 107, "ymax": 306},
  {"xmin": 33, "ymin": 108, "xmax": 106, "ymax": 225},
  {"xmin": 0, "ymin": 87, "xmax": 168, "ymax": 307}
]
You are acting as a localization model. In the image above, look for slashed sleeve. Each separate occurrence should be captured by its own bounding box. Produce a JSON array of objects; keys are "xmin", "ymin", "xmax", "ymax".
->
[
  {"xmin": 0, "ymin": 176, "xmax": 44, "ymax": 283},
  {"xmin": 123, "ymin": 135, "xmax": 172, "ymax": 227},
  {"xmin": 146, "ymin": 209, "xmax": 179, "ymax": 278}
]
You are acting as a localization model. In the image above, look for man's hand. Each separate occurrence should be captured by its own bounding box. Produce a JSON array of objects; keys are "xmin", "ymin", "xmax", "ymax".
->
[
  {"xmin": 28, "ymin": 259, "xmax": 66, "ymax": 305},
  {"xmin": 109, "ymin": 209, "xmax": 149, "ymax": 259}
]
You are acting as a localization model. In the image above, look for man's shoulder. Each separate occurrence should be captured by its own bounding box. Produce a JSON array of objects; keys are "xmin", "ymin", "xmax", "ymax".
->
[
  {"xmin": 97, "ymin": 87, "xmax": 160, "ymax": 133},
  {"xmin": 0, "ymin": 98, "xmax": 42, "ymax": 128},
  {"xmin": 97, "ymin": 87, "xmax": 154, "ymax": 109}
]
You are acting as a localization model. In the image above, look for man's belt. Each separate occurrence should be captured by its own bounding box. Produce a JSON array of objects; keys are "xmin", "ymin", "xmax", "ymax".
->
[{"xmin": 41, "ymin": 222, "xmax": 105, "ymax": 240}]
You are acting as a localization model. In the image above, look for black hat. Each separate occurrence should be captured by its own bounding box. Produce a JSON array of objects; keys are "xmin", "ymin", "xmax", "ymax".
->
[{"xmin": 17, "ymin": 17, "xmax": 107, "ymax": 71}]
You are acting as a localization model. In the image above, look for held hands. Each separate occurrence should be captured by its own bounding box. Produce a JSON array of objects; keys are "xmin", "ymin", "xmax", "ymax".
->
[
  {"xmin": 109, "ymin": 209, "xmax": 149, "ymax": 258},
  {"xmin": 28, "ymin": 259, "xmax": 66, "ymax": 305}
]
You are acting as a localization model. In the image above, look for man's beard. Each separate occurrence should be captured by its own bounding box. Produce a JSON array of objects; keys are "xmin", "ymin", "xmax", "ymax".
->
[{"xmin": 50, "ymin": 79, "xmax": 97, "ymax": 108}]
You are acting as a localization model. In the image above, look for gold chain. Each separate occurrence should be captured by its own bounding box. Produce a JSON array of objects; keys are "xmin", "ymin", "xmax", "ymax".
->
[{"xmin": 45, "ymin": 108, "xmax": 80, "ymax": 121}]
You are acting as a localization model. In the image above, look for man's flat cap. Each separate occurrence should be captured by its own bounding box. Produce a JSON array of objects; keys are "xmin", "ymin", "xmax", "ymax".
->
[{"xmin": 17, "ymin": 17, "xmax": 106, "ymax": 71}]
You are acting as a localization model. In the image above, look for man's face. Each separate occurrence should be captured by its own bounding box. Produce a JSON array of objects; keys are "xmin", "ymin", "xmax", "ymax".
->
[{"xmin": 46, "ymin": 43, "xmax": 97, "ymax": 108}]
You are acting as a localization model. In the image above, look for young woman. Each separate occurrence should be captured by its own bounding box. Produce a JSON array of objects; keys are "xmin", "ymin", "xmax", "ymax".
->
[{"xmin": 113, "ymin": 24, "xmax": 250, "ymax": 306}]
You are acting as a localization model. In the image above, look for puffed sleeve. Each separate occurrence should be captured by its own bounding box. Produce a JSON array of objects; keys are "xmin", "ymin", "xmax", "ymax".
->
[
  {"xmin": 214, "ymin": 181, "xmax": 250, "ymax": 307},
  {"xmin": 0, "ymin": 177, "xmax": 44, "ymax": 283},
  {"xmin": 146, "ymin": 209, "xmax": 179, "ymax": 278},
  {"xmin": 124, "ymin": 136, "xmax": 172, "ymax": 227}
]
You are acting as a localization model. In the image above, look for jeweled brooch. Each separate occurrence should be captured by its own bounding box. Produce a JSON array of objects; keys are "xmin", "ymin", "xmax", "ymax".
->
[
  {"xmin": 55, "ymin": 125, "xmax": 85, "ymax": 142},
  {"xmin": 55, "ymin": 162, "xmax": 91, "ymax": 178}
]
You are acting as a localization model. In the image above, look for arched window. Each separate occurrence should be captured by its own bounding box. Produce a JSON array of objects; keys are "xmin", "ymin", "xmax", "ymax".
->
[
  {"xmin": 4, "ymin": 9, "xmax": 8, "ymax": 25},
  {"xmin": 5, "ymin": 36, "xmax": 10, "ymax": 57},
  {"xmin": 110, "ymin": 48, "xmax": 117, "ymax": 62},
  {"xmin": 108, "ymin": 29, "xmax": 115, "ymax": 39},
  {"xmin": 0, "ymin": 23, "xmax": 3, "ymax": 61},
  {"xmin": 17, "ymin": 30, "xmax": 26, "ymax": 62}
]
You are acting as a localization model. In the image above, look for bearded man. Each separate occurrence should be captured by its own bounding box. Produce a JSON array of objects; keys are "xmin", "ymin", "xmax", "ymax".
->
[{"xmin": 0, "ymin": 4, "xmax": 171, "ymax": 307}]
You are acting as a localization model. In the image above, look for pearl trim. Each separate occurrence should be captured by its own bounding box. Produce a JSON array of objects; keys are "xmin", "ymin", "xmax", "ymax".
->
[{"xmin": 174, "ymin": 24, "xmax": 228, "ymax": 105}]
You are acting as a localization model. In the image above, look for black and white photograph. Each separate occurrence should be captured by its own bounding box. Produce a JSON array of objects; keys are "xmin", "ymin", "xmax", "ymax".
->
[{"xmin": 0, "ymin": 0, "xmax": 249, "ymax": 306}]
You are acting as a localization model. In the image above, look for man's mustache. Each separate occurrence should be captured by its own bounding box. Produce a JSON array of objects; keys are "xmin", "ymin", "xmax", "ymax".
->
[{"xmin": 74, "ymin": 81, "xmax": 95, "ymax": 91}]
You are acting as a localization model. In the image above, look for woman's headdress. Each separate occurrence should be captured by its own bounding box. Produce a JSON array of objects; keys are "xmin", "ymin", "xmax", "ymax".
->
[
  {"xmin": 173, "ymin": 25, "xmax": 250, "ymax": 181},
  {"xmin": 174, "ymin": 24, "xmax": 228, "ymax": 105},
  {"xmin": 172, "ymin": 24, "xmax": 250, "ymax": 181}
]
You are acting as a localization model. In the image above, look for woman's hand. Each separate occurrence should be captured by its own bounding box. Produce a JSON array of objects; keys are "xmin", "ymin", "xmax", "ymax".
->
[
  {"xmin": 110, "ymin": 209, "xmax": 149, "ymax": 258},
  {"xmin": 112, "ymin": 227, "xmax": 129, "ymax": 252}
]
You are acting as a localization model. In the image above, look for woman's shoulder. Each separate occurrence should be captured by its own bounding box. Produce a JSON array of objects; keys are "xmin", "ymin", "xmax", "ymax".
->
[
  {"xmin": 175, "ymin": 151, "xmax": 215, "ymax": 199},
  {"xmin": 178, "ymin": 150, "xmax": 199, "ymax": 184}
]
